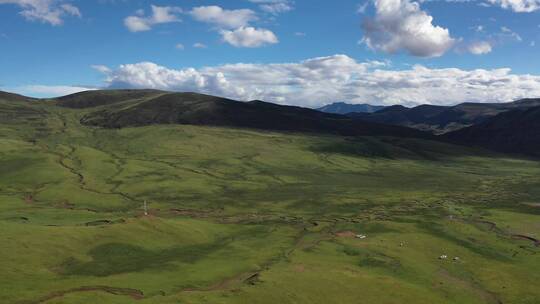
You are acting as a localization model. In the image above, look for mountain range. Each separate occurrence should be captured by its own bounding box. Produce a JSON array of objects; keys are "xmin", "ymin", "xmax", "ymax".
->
[
  {"xmin": 319, "ymin": 99, "xmax": 540, "ymax": 135},
  {"xmin": 2, "ymin": 89, "xmax": 540, "ymax": 157},
  {"xmin": 57, "ymin": 90, "xmax": 429, "ymax": 138},
  {"xmin": 444, "ymin": 106, "xmax": 540, "ymax": 156},
  {"xmin": 317, "ymin": 102, "xmax": 386, "ymax": 114}
]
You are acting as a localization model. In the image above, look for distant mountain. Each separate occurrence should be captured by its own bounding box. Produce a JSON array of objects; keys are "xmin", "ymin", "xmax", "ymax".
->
[
  {"xmin": 72, "ymin": 90, "xmax": 431, "ymax": 139},
  {"xmin": 445, "ymin": 106, "xmax": 540, "ymax": 156},
  {"xmin": 349, "ymin": 99, "xmax": 540, "ymax": 134},
  {"xmin": 317, "ymin": 102, "xmax": 386, "ymax": 114}
]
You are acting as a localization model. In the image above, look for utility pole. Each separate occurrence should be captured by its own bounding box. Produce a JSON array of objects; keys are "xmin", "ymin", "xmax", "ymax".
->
[{"xmin": 143, "ymin": 200, "xmax": 148, "ymax": 216}]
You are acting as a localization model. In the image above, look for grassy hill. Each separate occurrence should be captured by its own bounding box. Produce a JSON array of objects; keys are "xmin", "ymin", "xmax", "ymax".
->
[
  {"xmin": 445, "ymin": 106, "xmax": 540, "ymax": 156},
  {"xmin": 0, "ymin": 90, "xmax": 37, "ymax": 102},
  {"xmin": 71, "ymin": 91, "xmax": 431, "ymax": 138},
  {"xmin": 55, "ymin": 89, "xmax": 165, "ymax": 108},
  {"xmin": 1, "ymin": 90, "xmax": 539, "ymax": 303}
]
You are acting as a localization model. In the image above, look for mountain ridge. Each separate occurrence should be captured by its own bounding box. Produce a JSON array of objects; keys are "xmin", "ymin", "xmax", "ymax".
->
[
  {"xmin": 444, "ymin": 105, "xmax": 540, "ymax": 156},
  {"xmin": 317, "ymin": 102, "xmax": 386, "ymax": 114},
  {"xmin": 2, "ymin": 89, "xmax": 539, "ymax": 157},
  {"xmin": 77, "ymin": 91, "xmax": 431, "ymax": 139},
  {"xmin": 347, "ymin": 98, "xmax": 540, "ymax": 134}
]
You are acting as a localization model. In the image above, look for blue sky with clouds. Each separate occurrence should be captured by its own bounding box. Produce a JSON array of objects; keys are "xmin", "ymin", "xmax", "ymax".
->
[{"xmin": 0, "ymin": 0, "xmax": 539, "ymax": 107}]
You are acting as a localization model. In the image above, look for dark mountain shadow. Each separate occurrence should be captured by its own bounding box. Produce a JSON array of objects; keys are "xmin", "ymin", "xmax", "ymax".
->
[{"xmin": 444, "ymin": 106, "xmax": 540, "ymax": 157}]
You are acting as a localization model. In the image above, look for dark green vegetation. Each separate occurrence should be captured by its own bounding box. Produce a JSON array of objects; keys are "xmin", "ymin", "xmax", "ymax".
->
[
  {"xmin": 74, "ymin": 91, "xmax": 428, "ymax": 138},
  {"xmin": 1, "ymin": 90, "xmax": 540, "ymax": 303},
  {"xmin": 348, "ymin": 98, "xmax": 540, "ymax": 134},
  {"xmin": 445, "ymin": 106, "xmax": 540, "ymax": 156},
  {"xmin": 317, "ymin": 102, "xmax": 386, "ymax": 114}
]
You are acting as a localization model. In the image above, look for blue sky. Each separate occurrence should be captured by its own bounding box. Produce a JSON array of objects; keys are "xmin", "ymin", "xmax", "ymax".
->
[{"xmin": 1, "ymin": 0, "xmax": 539, "ymax": 107}]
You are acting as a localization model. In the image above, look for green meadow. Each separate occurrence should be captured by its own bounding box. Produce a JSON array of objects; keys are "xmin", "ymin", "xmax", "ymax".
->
[{"xmin": 1, "ymin": 98, "xmax": 539, "ymax": 304}]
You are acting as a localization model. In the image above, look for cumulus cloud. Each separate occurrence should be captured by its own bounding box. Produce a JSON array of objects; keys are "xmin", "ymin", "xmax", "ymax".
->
[
  {"xmin": 467, "ymin": 41, "xmax": 492, "ymax": 54},
  {"xmin": 487, "ymin": 0, "xmax": 540, "ymax": 12},
  {"xmin": 124, "ymin": 5, "xmax": 182, "ymax": 32},
  {"xmin": 221, "ymin": 27, "xmax": 278, "ymax": 47},
  {"xmin": 458, "ymin": 26, "xmax": 522, "ymax": 55},
  {"xmin": 362, "ymin": 0, "xmax": 455, "ymax": 57},
  {"xmin": 93, "ymin": 54, "xmax": 540, "ymax": 107},
  {"xmin": 96, "ymin": 62, "xmax": 244, "ymax": 99},
  {"xmin": 248, "ymin": 0, "xmax": 294, "ymax": 14},
  {"xmin": 0, "ymin": 0, "xmax": 81, "ymax": 25},
  {"xmin": 190, "ymin": 6, "xmax": 257, "ymax": 29},
  {"xmin": 189, "ymin": 5, "xmax": 278, "ymax": 48}
]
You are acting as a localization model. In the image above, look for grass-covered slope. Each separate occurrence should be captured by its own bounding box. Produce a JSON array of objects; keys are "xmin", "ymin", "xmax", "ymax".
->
[
  {"xmin": 78, "ymin": 91, "xmax": 431, "ymax": 138},
  {"xmin": 54, "ymin": 89, "xmax": 165, "ymax": 108},
  {"xmin": 0, "ymin": 90, "xmax": 37, "ymax": 102},
  {"xmin": 1, "ymin": 91, "xmax": 540, "ymax": 303},
  {"xmin": 445, "ymin": 106, "xmax": 540, "ymax": 156}
]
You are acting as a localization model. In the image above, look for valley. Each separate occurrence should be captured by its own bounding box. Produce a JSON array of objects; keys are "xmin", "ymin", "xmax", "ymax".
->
[{"xmin": 1, "ymin": 91, "xmax": 539, "ymax": 303}]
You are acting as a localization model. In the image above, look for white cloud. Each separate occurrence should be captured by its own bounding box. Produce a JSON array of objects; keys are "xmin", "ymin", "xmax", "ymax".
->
[
  {"xmin": 190, "ymin": 6, "xmax": 257, "ymax": 29},
  {"xmin": 124, "ymin": 5, "xmax": 182, "ymax": 32},
  {"xmin": 193, "ymin": 42, "xmax": 208, "ymax": 48},
  {"xmin": 91, "ymin": 65, "xmax": 112, "ymax": 74},
  {"xmin": 487, "ymin": 0, "xmax": 540, "ymax": 12},
  {"xmin": 4, "ymin": 85, "xmax": 95, "ymax": 98},
  {"xmin": 260, "ymin": 3, "xmax": 293, "ymax": 14},
  {"xmin": 357, "ymin": 2, "xmax": 370, "ymax": 13},
  {"xmin": 190, "ymin": 5, "xmax": 278, "ymax": 48},
  {"xmin": 500, "ymin": 26, "xmax": 522, "ymax": 41},
  {"xmin": 175, "ymin": 43, "xmax": 185, "ymax": 50},
  {"xmin": 0, "ymin": 0, "xmax": 81, "ymax": 25},
  {"xmin": 93, "ymin": 54, "xmax": 540, "ymax": 107},
  {"xmin": 221, "ymin": 27, "xmax": 278, "ymax": 47},
  {"xmin": 467, "ymin": 41, "xmax": 492, "ymax": 54},
  {"xmin": 472, "ymin": 25, "xmax": 485, "ymax": 32},
  {"xmin": 60, "ymin": 3, "xmax": 80, "ymax": 17},
  {"xmin": 248, "ymin": 0, "xmax": 294, "ymax": 14},
  {"xmin": 362, "ymin": 0, "xmax": 455, "ymax": 57},
  {"xmin": 261, "ymin": 2, "xmax": 293, "ymax": 14}
]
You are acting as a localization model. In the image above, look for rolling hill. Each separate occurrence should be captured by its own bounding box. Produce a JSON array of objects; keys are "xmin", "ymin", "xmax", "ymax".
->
[
  {"xmin": 55, "ymin": 89, "xmax": 166, "ymax": 108},
  {"xmin": 0, "ymin": 90, "xmax": 36, "ymax": 102},
  {"xmin": 64, "ymin": 91, "xmax": 431, "ymax": 139},
  {"xmin": 317, "ymin": 102, "xmax": 386, "ymax": 114},
  {"xmin": 445, "ymin": 105, "xmax": 540, "ymax": 156},
  {"xmin": 1, "ymin": 89, "xmax": 540, "ymax": 303}
]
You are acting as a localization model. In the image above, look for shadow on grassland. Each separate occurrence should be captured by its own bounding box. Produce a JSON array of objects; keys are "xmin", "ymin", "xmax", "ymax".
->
[{"xmin": 309, "ymin": 136, "xmax": 505, "ymax": 161}]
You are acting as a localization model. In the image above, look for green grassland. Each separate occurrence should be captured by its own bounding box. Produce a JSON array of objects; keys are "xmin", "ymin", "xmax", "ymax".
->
[{"xmin": 1, "ymin": 98, "xmax": 539, "ymax": 303}]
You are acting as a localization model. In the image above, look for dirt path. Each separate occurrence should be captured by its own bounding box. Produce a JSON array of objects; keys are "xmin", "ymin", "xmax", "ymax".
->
[
  {"xmin": 512, "ymin": 234, "xmax": 540, "ymax": 247},
  {"xmin": 22, "ymin": 286, "xmax": 144, "ymax": 304}
]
